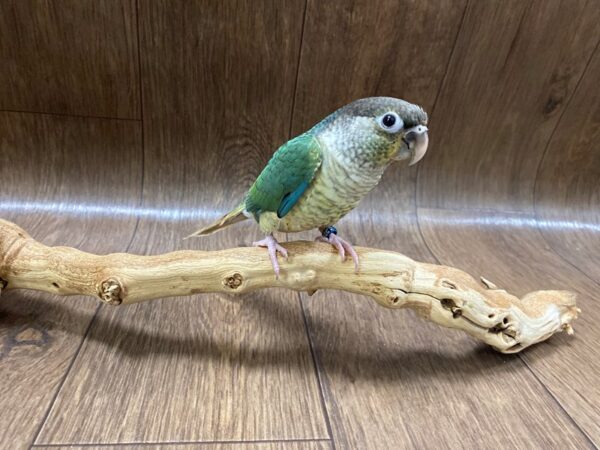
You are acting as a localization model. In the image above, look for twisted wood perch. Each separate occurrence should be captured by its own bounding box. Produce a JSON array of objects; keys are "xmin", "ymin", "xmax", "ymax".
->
[{"xmin": 0, "ymin": 218, "xmax": 578, "ymax": 353}]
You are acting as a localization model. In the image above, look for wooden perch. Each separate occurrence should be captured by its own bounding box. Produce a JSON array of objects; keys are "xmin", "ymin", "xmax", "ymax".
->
[{"xmin": 0, "ymin": 218, "xmax": 578, "ymax": 354}]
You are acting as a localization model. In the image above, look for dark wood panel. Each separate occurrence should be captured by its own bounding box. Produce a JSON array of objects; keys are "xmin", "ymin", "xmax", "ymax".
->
[
  {"xmin": 138, "ymin": 0, "xmax": 305, "ymax": 207},
  {"xmin": 417, "ymin": 0, "xmax": 600, "ymax": 212},
  {"xmin": 0, "ymin": 0, "xmax": 139, "ymax": 118},
  {"xmin": 418, "ymin": 208, "xmax": 600, "ymax": 444},
  {"xmin": 0, "ymin": 112, "xmax": 142, "ymax": 448},
  {"xmin": 292, "ymin": 0, "xmax": 466, "ymax": 135},
  {"xmin": 535, "ymin": 44, "xmax": 600, "ymax": 281},
  {"xmin": 36, "ymin": 0, "xmax": 329, "ymax": 444},
  {"xmin": 1, "ymin": 0, "xmax": 598, "ymax": 446},
  {"xmin": 290, "ymin": 1, "xmax": 591, "ymax": 447},
  {"xmin": 0, "ymin": 112, "xmax": 142, "ymax": 206},
  {"xmin": 288, "ymin": 0, "xmax": 465, "ymax": 281}
]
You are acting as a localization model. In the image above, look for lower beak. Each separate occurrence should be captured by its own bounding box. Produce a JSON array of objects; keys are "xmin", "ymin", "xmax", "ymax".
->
[{"xmin": 405, "ymin": 125, "xmax": 429, "ymax": 166}]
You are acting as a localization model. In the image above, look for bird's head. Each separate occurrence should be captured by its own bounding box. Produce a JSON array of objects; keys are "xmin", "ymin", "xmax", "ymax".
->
[{"xmin": 315, "ymin": 97, "xmax": 429, "ymax": 169}]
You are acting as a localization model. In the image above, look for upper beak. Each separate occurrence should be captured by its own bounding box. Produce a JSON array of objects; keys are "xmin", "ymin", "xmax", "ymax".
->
[{"xmin": 404, "ymin": 125, "xmax": 429, "ymax": 166}]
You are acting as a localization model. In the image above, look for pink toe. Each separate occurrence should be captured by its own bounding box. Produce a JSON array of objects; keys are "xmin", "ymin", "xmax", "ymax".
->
[
  {"xmin": 276, "ymin": 245, "xmax": 289, "ymax": 258},
  {"xmin": 335, "ymin": 243, "xmax": 346, "ymax": 260},
  {"xmin": 254, "ymin": 235, "xmax": 287, "ymax": 277},
  {"xmin": 340, "ymin": 238, "xmax": 359, "ymax": 272},
  {"xmin": 315, "ymin": 232, "xmax": 359, "ymax": 271},
  {"xmin": 350, "ymin": 252, "xmax": 359, "ymax": 272},
  {"xmin": 253, "ymin": 238, "xmax": 268, "ymax": 247},
  {"xmin": 269, "ymin": 248, "xmax": 280, "ymax": 274},
  {"xmin": 330, "ymin": 235, "xmax": 346, "ymax": 260}
]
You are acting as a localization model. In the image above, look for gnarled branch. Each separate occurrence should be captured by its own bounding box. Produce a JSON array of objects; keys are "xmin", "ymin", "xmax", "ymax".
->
[{"xmin": 0, "ymin": 218, "xmax": 578, "ymax": 353}]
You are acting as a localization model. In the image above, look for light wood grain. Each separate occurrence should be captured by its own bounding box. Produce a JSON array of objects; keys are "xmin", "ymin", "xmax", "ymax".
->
[
  {"xmin": 0, "ymin": 0, "xmax": 139, "ymax": 118},
  {"xmin": 0, "ymin": 219, "xmax": 578, "ymax": 353},
  {"xmin": 418, "ymin": 207, "xmax": 600, "ymax": 444},
  {"xmin": 535, "ymin": 43, "xmax": 600, "ymax": 281},
  {"xmin": 35, "ymin": 0, "xmax": 328, "ymax": 445},
  {"xmin": 0, "ymin": 112, "xmax": 142, "ymax": 449},
  {"xmin": 417, "ymin": 0, "xmax": 600, "ymax": 212}
]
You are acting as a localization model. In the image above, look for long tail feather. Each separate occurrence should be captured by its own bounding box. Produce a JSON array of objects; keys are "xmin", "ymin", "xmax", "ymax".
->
[{"xmin": 185, "ymin": 204, "xmax": 247, "ymax": 238}]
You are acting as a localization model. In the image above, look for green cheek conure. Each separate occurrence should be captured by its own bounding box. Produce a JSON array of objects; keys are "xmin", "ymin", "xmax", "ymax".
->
[{"xmin": 188, "ymin": 97, "xmax": 429, "ymax": 277}]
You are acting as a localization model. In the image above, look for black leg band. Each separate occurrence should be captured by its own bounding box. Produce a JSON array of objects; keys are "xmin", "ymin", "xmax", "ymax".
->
[{"xmin": 322, "ymin": 226, "xmax": 337, "ymax": 239}]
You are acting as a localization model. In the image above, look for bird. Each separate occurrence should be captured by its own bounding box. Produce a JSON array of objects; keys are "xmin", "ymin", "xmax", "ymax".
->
[{"xmin": 188, "ymin": 97, "xmax": 429, "ymax": 277}]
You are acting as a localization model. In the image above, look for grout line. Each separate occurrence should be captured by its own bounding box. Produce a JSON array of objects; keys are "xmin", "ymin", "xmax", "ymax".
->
[
  {"xmin": 427, "ymin": 0, "xmax": 469, "ymax": 122},
  {"xmin": 414, "ymin": 207, "xmax": 597, "ymax": 446},
  {"xmin": 29, "ymin": 303, "xmax": 102, "ymax": 449},
  {"xmin": 29, "ymin": 207, "xmax": 144, "ymax": 449},
  {"xmin": 287, "ymin": 0, "xmax": 309, "ymax": 138},
  {"xmin": 134, "ymin": 0, "xmax": 147, "ymax": 216},
  {"xmin": 0, "ymin": 108, "xmax": 140, "ymax": 122},
  {"xmin": 297, "ymin": 293, "xmax": 336, "ymax": 450},
  {"xmin": 32, "ymin": 437, "xmax": 332, "ymax": 448},
  {"xmin": 414, "ymin": 207, "xmax": 444, "ymax": 265},
  {"xmin": 530, "ymin": 208, "xmax": 600, "ymax": 289},
  {"xmin": 532, "ymin": 35, "xmax": 600, "ymax": 212},
  {"xmin": 413, "ymin": 0, "xmax": 466, "ymax": 266},
  {"xmin": 531, "ymin": 37, "xmax": 600, "ymax": 289},
  {"xmin": 415, "ymin": 208, "xmax": 599, "ymax": 286},
  {"xmin": 22, "ymin": 11, "xmax": 151, "ymax": 440},
  {"xmin": 29, "ymin": 30, "xmax": 147, "ymax": 440},
  {"xmin": 284, "ymin": 232, "xmax": 335, "ymax": 449},
  {"xmin": 416, "ymin": 206, "xmax": 597, "ymax": 445},
  {"xmin": 135, "ymin": 0, "xmax": 145, "ymax": 123},
  {"xmin": 415, "ymin": 0, "xmax": 469, "ymax": 210},
  {"xmin": 523, "ymin": 230, "xmax": 600, "ymax": 441},
  {"xmin": 543, "ymin": 240, "xmax": 600, "ymax": 288},
  {"xmin": 519, "ymin": 357, "xmax": 597, "ymax": 447},
  {"xmin": 499, "ymin": 0, "xmax": 530, "ymax": 72}
]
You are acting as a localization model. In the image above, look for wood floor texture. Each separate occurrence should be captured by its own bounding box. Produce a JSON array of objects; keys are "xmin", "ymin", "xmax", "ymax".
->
[{"xmin": 0, "ymin": 1, "xmax": 598, "ymax": 449}]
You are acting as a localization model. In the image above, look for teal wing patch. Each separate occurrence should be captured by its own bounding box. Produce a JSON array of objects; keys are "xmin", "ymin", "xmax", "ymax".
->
[
  {"xmin": 278, "ymin": 181, "xmax": 309, "ymax": 217},
  {"xmin": 245, "ymin": 133, "xmax": 322, "ymax": 219}
]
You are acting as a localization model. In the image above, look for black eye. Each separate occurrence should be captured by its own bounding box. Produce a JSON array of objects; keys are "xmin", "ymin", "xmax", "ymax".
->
[
  {"xmin": 382, "ymin": 114, "xmax": 396, "ymax": 128},
  {"xmin": 378, "ymin": 111, "xmax": 404, "ymax": 133}
]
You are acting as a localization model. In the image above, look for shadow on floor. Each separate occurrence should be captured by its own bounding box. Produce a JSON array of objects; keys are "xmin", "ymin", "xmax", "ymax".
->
[{"xmin": 0, "ymin": 289, "xmax": 531, "ymax": 384}]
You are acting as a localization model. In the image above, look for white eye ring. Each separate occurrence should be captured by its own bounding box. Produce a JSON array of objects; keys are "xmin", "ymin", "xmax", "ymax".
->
[{"xmin": 377, "ymin": 112, "xmax": 404, "ymax": 133}]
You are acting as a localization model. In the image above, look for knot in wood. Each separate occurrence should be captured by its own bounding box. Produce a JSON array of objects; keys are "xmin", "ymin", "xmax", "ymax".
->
[
  {"xmin": 223, "ymin": 273, "xmax": 243, "ymax": 290},
  {"xmin": 440, "ymin": 298, "xmax": 455, "ymax": 309},
  {"xmin": 543, "ymin": 95, "xmax": 563, "ymax": 115},
  {"xmin": 440, "ymin": 298, "xmax": 462, "ymax": 318},
  {"xmin": 441, "ymin": 279, "xmax": 457, "ymax": 290},
  {"xmin": 99, "ymin": 278, "xmax": 123, "ymax": 305}
]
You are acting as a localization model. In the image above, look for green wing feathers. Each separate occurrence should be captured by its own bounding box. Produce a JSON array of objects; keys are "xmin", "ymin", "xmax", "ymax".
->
[
  {"xmin": 245, "ymin": 133, "xmax": 322, "ymax": 218},
  {"xmin": 187, "ymin": 133, "xmax": 322, "ymax": 238}
]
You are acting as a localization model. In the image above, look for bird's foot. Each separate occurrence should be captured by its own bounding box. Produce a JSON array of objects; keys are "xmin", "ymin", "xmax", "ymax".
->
[
  {"xmin": 253, "ymin": 234, "xmax": 288, "ymax": 278},
  {"xmin": 316, "ymin": 226, "xmax": 359, "ymax": 272}
]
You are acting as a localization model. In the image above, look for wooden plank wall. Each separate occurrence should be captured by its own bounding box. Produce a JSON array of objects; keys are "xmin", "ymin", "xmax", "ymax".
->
[{"xmin": 0, "ymin": 0, "xmax": 598, "ymax": 449}]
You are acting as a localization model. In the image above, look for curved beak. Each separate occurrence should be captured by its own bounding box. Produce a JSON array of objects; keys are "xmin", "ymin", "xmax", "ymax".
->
[{"xmin": 404, "ymin": 125, "xmax": 429, "ymax": 166}]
